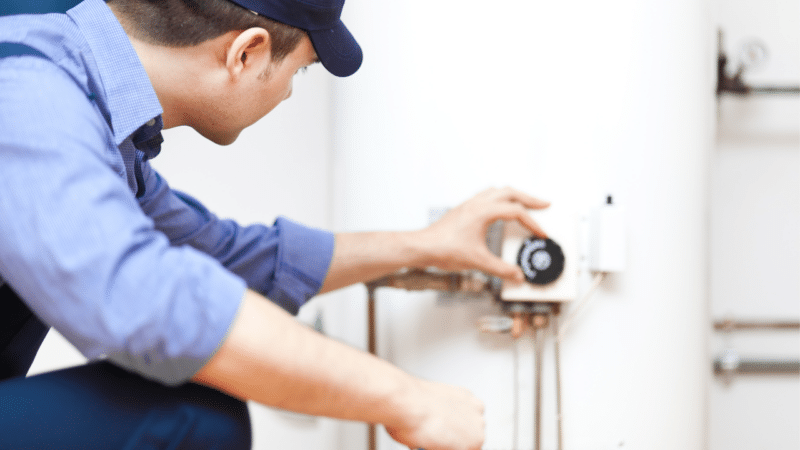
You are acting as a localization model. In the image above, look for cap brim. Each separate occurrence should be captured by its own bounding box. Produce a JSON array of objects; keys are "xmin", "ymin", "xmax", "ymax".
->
[{"xmin": 308, "ymin": 20, "xmax": 362, "ymax": 77}]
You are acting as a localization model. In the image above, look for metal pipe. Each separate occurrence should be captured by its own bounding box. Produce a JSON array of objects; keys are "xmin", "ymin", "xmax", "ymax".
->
[
  {"xmin": 530, "ymin": 312, "xmax": 550, "ymax": 450},
  {"xmin": 718, "ymin": 84, "xmax": 800, "ymax": 96},
  {"xmin": 533, "ymin": 321, "xmax": 543, "ymax": 450},
  {"xmin": 746, "ymin": 86, "xmax": 800, "ymax": 95},
  {"xmin": 366, "ymin": 268, "xmax": 489, "ymax": 293},
  {"xmin": 513, "ymin": 330, "xmax": 521, "ymax": 450},
  {"xmin": 367, "ymin": 286, "xmax": 377, "ymax": 450},
  {"xmin": 714, "ymin": 319, "xmax": 800, "ymax": 332},
  {"xmin": 714, "ymin": 358, "xmax": 800, "ymax": 376},
  {"xmin": 552, "ymin": 314, "xmax": 564, "ymax": 450},
  {"xmin": 364, "ymin": 269, "xmax": 493, "ymax": 450}
]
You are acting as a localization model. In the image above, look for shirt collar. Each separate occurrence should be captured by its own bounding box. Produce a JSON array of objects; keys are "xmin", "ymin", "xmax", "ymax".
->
[{"xmin": 67, "ymin": 0, "xmax": 163, "ymax": 146}]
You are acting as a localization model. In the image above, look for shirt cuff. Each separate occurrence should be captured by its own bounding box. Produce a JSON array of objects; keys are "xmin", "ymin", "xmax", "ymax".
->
[
  {"xmin": 106, "ymin": 256, "xmax": 247, "ymax": 386},
  {"xmin": 267, "ymin": 217, "xmax": 334, "ymax": 315}
]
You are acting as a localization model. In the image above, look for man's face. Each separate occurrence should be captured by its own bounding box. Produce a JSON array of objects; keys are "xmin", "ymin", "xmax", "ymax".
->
[
  {"xmin": 252, "ymin": 36, "xmax": 319, "ymax": 123},
  {"xmin": 199, "ymin": 35, "xmax": 319, "ymax": 145}
]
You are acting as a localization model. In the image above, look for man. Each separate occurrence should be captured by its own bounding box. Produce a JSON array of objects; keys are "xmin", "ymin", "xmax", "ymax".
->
[{"xmin": 0, "ymin": 0, "xmax": 549, "ymax": 448}]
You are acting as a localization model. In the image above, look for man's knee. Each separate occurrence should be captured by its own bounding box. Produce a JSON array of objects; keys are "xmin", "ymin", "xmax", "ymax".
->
[
  {"xmin": 190, "ymin": 394, "xmax": 252, "ymax": 450},
  {"xmin": 167, "ymin": 384, "xmax": 252, "ymax": 450},
  {"xmin": 0, "ymin": 362, "xmax": 252, "ymax": 450},
  {"xmin": 127, "ymin": 387, "xmax": 252, "ymax": 450}
]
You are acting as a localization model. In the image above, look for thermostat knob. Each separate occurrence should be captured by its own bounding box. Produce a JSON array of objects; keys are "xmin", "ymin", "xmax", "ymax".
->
[{"xmin": 516, "ymin": 238, "xmax": 565, "ymax": 285}]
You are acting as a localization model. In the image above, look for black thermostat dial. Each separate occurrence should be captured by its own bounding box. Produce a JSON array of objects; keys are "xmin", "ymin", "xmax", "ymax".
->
[{"xmin": 516, "ymin": 237, "xmax": 565, "ymax": 285}]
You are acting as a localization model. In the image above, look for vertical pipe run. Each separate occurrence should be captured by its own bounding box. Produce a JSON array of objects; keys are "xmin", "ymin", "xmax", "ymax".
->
[
  {"xmin": 553, "ymin": 314, "xmax": 564, "ymax": 450},
  {"xmin": 367, "ymin": 287, "xmax": 377, "ymax": 450},
  {"xmin": 533, "ymin": 317, "xmax": 544, "ymax": 450},
  {"xmin": 513, "ymin": 333, "xmax": 520, "ymax": 450}
]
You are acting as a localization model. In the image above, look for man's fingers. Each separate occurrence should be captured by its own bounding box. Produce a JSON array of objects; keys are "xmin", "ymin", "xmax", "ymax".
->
[
  {"xmin": 515, "ymin": 209, "xmax": 547, "ymax": 238},
  {"xmin": 483, "ymin": 186, "xmax": 550, "ymax": 210},
  {"xmin": 487, "ymin": 202, "xmax": 548, "ymax": 238},
  {"xmin": 474, "ymin": 248, "xmax": 524, "ymax": 282}
]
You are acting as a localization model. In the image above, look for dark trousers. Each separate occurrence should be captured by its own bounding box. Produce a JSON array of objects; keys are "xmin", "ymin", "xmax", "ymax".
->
[{"xmin": 0, "ymin": 284, "xmax": 252, "ymax": 450}]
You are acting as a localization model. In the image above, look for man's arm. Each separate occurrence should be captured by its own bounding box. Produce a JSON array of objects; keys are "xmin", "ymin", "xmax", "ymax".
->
[
  {"xmin": 320, "ymin": 187, "xmax": 550, "ymax": 292},
  {"xmin": 193, "ymin": 289, "xmax": 485, "ymax": 450},
  {"xmin": 193, "ymin": 187, "xmax": 549, "ymax": 450},
  {"xmin": 137, "ymin": 164, "xmax": 333, "ymax": 315}
]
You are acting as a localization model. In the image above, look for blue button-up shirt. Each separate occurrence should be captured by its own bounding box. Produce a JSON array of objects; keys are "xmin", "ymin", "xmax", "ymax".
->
[{"xmin": 0, "ymin": 0, "xmax": 334, "ymax": 385}]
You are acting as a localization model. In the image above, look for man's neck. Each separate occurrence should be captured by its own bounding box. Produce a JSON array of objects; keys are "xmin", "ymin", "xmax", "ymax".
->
[{"xmin": 107, "ymin": 3, "xmax": 230, "ymax": 130}]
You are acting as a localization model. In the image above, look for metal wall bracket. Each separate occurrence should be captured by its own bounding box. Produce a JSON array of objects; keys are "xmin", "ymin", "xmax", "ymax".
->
[{"xmin": 716, "ymin": 30, "xmax": 800, "ymax": 96}]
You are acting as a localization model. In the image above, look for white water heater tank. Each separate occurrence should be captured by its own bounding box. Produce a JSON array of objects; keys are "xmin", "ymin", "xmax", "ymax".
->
[{"xmin": 327, "ymin": 0, "xmax": 714, "ymax": 448}]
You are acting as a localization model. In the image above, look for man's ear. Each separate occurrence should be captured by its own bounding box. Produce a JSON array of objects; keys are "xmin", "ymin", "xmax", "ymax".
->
[{"xmin": 226, "ymin": 27, "xmax": 271, "ymax": 79}]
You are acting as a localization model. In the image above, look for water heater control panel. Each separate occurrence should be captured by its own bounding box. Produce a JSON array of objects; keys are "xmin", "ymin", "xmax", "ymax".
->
[{"xmin": 500, "ymin": 207, "xmax": 579, "ymax": 302}]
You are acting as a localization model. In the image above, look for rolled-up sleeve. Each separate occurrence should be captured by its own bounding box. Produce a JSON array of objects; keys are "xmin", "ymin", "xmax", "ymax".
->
[
  {"xmin": 0, "ymin": 57, "xmax": 245, "ymax": 385},
  {"xmin": 137, "ymin": 165, "xmax": 334, "ymax": 315}
]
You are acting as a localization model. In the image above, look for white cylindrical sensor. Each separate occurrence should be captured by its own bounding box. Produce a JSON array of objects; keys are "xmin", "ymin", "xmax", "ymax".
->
[{"xmin": 589, "ymin": 196, "xmax": 627, "ymax": 273}]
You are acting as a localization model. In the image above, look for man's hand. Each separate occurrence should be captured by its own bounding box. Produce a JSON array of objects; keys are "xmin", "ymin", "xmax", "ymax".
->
[
  {"xmin": 385, "ymin": 379, "xmax": 485, "ymax": 450},
  {"xmin": 417, "ymin": 187, "xmax": 550, "ymax": 282},
  {"xmin": 320, "ymin": 187, "xmax": 549, "ymax": 292}
]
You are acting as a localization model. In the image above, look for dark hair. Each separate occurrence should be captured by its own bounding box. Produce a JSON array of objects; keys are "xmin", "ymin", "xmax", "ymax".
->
[{"xmin": 107, "ymin": 0, "xmax": 306, "ymax": 63}]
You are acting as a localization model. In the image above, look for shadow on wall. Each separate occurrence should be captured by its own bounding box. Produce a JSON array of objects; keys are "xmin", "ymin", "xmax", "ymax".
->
[{"xmin": 0, "ymin": 0, "xmax": 82, "ymax": 16}]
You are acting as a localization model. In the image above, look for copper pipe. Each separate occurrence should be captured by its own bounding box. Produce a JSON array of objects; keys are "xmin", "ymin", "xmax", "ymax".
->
[
  {"xmin": 367, "ymin": 287, "xmax": 377, "ymax": 450},
  {"xmin": 511, "ymin": 313, "xmax": 528, "ymax": 339},
  {"xmin": 532, "ymin": 313, "xmax": 549, "ymax": 330},
  {"xmin": 364, "ymin": 270, "xmax": 492, "ymax": 450},
  {"xmin": 366, "ymin": 268, "xmax": 489, "ymax": 293}
]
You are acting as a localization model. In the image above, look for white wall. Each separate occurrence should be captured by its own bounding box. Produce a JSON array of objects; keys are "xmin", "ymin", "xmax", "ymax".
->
[{"xmin": 709, "ymin": 0, "xmax": 800, "ymax": 449}]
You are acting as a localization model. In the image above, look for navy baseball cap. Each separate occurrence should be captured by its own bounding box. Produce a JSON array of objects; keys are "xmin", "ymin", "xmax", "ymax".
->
[{"xmin": 228, "ymin": 0, "xmax": 362, "ymax": 77}]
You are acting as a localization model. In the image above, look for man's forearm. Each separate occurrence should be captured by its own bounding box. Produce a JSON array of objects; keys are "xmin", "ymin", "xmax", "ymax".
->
[
  {"xmin": 192, "ymin": 289, "xmax": 485, "ymax": 450},
  {"xmin": 319, "ymin": 230, "xmax": 431, "ymax": 293},
  {"xmin": 192, "ymin": 289, "xmax": 418, "ymax": 425}
]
